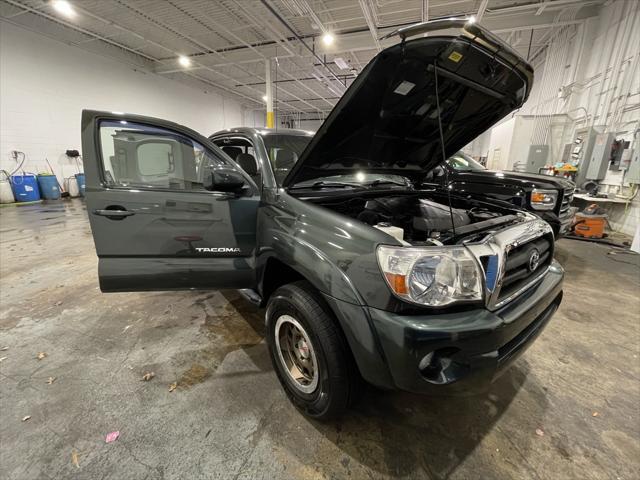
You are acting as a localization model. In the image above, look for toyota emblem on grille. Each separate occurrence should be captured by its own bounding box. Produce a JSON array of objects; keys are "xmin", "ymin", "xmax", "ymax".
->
[{"xmin": 528, "ymin": 249, "xmax": 540, "ymax": 272}]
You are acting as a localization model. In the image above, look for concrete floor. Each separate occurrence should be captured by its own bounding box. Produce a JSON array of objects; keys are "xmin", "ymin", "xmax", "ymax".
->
[{"xmin": 0, "ymin": 199, "xmax": 639, "ymax": 480}]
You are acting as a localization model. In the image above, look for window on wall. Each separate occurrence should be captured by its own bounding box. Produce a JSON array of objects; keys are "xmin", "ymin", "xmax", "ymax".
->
[{"xmin": 98, "ymin": 120, "xmax": 231, "ymax": 191}]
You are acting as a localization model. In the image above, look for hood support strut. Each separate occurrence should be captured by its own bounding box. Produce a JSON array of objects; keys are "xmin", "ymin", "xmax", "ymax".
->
[{"xmin": 432, "ymin": 61, "xmax": 457, "ymax": 237}]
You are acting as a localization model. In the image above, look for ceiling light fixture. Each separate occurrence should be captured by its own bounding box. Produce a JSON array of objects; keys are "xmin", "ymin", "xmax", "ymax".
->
[
  {"xmin": 52, "ymin": 0, "xmax": 76, "ymax": 18},
  {"xmin": 333, "ymin": 57, "xmax": 349, "ymax": 70},
  {"xmin": 178, "ymin": 55, "xmax": 191, "ymax": 67},
  {"xmin": 262, "ymin": 95, "xmax": 268, "ymax": 102},
  {"xmin": 321, "ymin": 32, "xmax": 334, "ymax": 46},
  {"xmin": 467, "ymin": 16, "xmax": 476, "ymax": 24}
]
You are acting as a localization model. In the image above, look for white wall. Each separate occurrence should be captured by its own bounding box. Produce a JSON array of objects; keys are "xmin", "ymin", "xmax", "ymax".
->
[
  {"xmin": 297, "ymin": 119, "xmax": 323, "ymax": 131},
  {"xmin": 243, "ymin": 109, "xmax": 267, "ymax": 128},
  {"xmin": 462, "ymin": 130, "xmax": 491, "ymax": 160},
  {"xmin": 480, "ymin": 0, "xmax": 640, "ymax": 235},
  {"xmin": 508, "ymin": 116, "xmax": 536, "ymax": 169},
  {"xmin": 485, "ymin": 118, "xmax": 515, "ymax": 170},
  {"xmin": 0, "ymin": 21, "xmax": 260, "ymax": 183}
]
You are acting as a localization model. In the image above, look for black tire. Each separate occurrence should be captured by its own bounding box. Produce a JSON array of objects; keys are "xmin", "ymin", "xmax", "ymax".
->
[{"xmin": 265, "ymin": 281, "xmax": 361, "ymax": 420}]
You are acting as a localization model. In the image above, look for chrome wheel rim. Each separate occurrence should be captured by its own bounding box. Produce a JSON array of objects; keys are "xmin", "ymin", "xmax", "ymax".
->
[{"xmin": 274, "ymin": 315, "xmax": 319, "ymax": 394}]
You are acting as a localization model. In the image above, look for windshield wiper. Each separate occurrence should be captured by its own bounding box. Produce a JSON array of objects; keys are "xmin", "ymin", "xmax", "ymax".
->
[
  {"xmin": 367, "ymin": 179, "xmax": 409, "ymax": 187},
  {"xmin": 289, "ymin": 180, "xmax": 365, "ymax": 190}
]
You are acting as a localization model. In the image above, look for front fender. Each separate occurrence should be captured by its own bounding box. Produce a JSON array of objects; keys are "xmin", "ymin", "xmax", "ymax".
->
[{"xmin": 257, "ymin": 197, "xmax": 385, "ymax": 305}]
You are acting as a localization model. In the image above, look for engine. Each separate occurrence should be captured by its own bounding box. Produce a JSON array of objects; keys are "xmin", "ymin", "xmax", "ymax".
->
[{"xmin": 315, "ymin": 194, "xmax": 506, "ymax": 244}]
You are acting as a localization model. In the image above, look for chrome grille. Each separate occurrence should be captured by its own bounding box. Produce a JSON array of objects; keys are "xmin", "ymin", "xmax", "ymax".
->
[
  {"xmin": 559, "ymin": 187, "xmax": 574, "ymax": 219},
  {"xmin": 465, "ymin": 218, "xmax": 554, "ymax": 311},
  {"xmin": 499, "ymin": 236, "xmax": 553, "ymax": 301}
]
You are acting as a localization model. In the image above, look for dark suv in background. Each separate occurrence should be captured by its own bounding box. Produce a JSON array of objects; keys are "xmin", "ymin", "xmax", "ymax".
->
[{"xmin": 429, "ymin": 152, "xmax": 575, "ymax": 237}]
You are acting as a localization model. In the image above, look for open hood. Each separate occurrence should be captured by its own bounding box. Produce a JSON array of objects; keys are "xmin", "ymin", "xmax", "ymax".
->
[{"xmin": 283, "ymin": 19, "xmax": 534, "ymax": 188}]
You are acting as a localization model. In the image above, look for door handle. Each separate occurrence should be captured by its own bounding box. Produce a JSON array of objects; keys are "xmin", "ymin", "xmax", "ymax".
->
[{"xmin": 93, "ymin": 209, "xmax": 135, "ymax": 218}]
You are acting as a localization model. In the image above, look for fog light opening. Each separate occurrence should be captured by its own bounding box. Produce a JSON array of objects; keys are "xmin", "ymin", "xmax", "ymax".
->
[{"xmin": 418, "ymin": 347, "xmax": 463, "ymax": 384}]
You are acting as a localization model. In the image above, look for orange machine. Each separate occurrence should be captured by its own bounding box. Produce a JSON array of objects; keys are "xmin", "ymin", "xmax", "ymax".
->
[{"xmin": 573, "ymin": 210, "xmax": 608, "ymax": 239}]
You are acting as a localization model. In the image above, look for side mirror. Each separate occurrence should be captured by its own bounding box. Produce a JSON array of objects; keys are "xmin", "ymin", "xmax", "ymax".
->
[{"xmin": 204, "ymin": 169, "xmax": 246, "ymax": 193}]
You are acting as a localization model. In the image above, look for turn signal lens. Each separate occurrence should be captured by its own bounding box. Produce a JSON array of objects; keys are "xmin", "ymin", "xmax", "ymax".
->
[
  {"xmin": 531, "ymin": 192, "xmax": 545, "ymax": 202},
  {"xmin": 384, "ymin": 273, "xmax": 408, "ymax": 295},
  {"xmin": 530, "ymin": 189, "xmax": 558, "ymax": 210}
]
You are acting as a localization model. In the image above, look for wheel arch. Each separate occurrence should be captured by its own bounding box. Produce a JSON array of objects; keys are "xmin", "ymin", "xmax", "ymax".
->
[
  {"xmin": 258, "ymin": 256, "xmax": 306, "ymax": 306},
  {"xmin": 257, "ymin": 255, "xmax": 395, "ymax": 390}
]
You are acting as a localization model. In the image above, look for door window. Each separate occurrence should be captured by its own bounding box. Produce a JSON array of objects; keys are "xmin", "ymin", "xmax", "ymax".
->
[
  {"xmin": 99, "ymin": 120, "xmax": 231, "ymax": 191},
  {"xmin": 261, "ymin": 134, "xmax": 312, "ymax": 185}
]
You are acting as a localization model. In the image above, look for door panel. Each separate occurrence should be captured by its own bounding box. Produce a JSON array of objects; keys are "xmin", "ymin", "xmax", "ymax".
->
[
  {"xmin": 87, "ymin": 190, "xmax": 257, "ymax": 257},
  {"xmin": 99, "ymin": 257, "xmax": 254, "ymax": 292},
  {"xmin": 81, "ymin": 110, "xmax": 259, "ymax": 292}
]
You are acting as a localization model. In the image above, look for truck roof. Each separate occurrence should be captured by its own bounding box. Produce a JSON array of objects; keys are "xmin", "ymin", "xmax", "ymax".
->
[{"xmin": 210, "ymin": 127, "xmax": 315, "ymax": 137}]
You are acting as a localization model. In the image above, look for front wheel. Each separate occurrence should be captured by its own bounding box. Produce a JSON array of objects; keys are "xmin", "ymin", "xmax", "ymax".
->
[{"xmin": 265, "ymin": 281, "xmax": 361, "ymax": 420}]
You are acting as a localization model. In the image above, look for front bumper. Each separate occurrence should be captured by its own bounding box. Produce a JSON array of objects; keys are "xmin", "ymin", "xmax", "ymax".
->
[
  {"xmin": 540, "ymin": 211, "xmax": 573, "ymax": 238},
  {"xmin": 365, "ymin": 260, "xmax": 563, "ymax": 394}
]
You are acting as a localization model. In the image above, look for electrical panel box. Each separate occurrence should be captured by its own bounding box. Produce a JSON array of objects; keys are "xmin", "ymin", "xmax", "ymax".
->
[
  {"xmin": 586, "ymin": 132, "xmax": 615, "ymax": 180},
  {"xmin": 626, "ymin": 144, "xmax": 640, "ymax": 184},
  {"xmin": 560, "ymin": 143, "xmax": 573, "ymax": 163},
  {"xmin": 525, "ymin": 145, "xmax": 549, "ymax": 173},
  {"xmin": 609, "ymin": 140, "xmax": 629, "ymax": 171},
  {"xmin": 573, "ymin": 128, "xmax": 598, "ymax": 188},
  {"xmin": 621, "ymin": 143, "xmax": 634, "ymax": 169}
]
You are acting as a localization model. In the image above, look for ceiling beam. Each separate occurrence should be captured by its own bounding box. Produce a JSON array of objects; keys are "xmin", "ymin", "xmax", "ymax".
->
[
  {"xmin": 536, "ymin": 0, "xmax": 551, "ymax": 15},
  {"xmin": 491, "ymin": 18, "xmax": 587, "ymax": 34},
  {"xmin": 486, "ymin": 0, "xmax": 602, "ymax": 15},
  {"xmin": 194, "ymin": 2, "xmax": 335, "ymax": 108},
  {"xmin": 358, "ymin": 0, "xmax": 382, "ymax": 52},
  {"xmin": 2, "ymin": 0, "xmax": 155, "ymax": 65},
  {"xmin": 476, "ymin": 0, "xmax": 490, "ymax": 22},
  {"xmin": 161, "ymin": 0, "xmax": 321, "ymax": 113},
  {"xmin": 229, "ymin": 0, "xmax": 343, "ymax": 105},
  {"xmin": 258, "ymin": 0, "xmax": 345, "ymax": 86},
  {"xmin": 110, "ymin": 0, "xmax": 307, "ymax": 114}
]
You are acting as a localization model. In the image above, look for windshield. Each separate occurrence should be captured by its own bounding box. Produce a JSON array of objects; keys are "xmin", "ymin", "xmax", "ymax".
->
[
  {"xmin": 262, "ymin": 133, "xmax": 312, "ymax": 185},
  {"xmin": 292, "ymin": 172, "xmax": 410, "ymax": 189},
  {"xmin": 447, "ymin": 152, "xmax": 486, "ymax": 171}
]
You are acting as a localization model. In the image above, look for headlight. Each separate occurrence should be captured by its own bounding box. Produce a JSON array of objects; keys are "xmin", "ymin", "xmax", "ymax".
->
[
  {"xmin": 530, "ymin": 189, "xmax": 558, "ymax": 210},
  {"xmin": 376, "ymin": 245, "xmax": 483, "ymax": 307}
]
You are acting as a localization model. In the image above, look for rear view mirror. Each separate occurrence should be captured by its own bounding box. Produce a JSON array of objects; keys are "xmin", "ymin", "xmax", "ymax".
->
[{"xmin": 204, "ymin": 169, "xmax": 246, "ymax": 193}]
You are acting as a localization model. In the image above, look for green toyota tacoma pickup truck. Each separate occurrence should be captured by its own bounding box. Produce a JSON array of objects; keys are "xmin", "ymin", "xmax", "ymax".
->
[{"xmin": 81, "ymin": 19, "xmax": 563, "ymax": 419}]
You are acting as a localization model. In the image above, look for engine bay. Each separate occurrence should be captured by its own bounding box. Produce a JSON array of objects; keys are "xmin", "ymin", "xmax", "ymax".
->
[{"xmin": 311, "ymin": 192, "xmax": 523, "ymax": 245}]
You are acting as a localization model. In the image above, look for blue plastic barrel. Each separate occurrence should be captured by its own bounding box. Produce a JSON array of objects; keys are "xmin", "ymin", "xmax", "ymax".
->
[
  {"xmin": 37, "ymin": 174, "xmax": 61, "ymax": 200},
  {"xmin": 75, "ymin": 173, "xmax": 86, "ymax": 197},
  {"xmin": 10, "ymin": 174, "xmax": 40, "ymax": 202}
]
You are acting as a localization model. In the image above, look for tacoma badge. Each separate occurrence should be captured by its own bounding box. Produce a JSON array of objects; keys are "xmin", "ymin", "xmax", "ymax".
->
[{"xmin": 195, "ymin": 247, "xmax": 241, "ymax": 253}]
